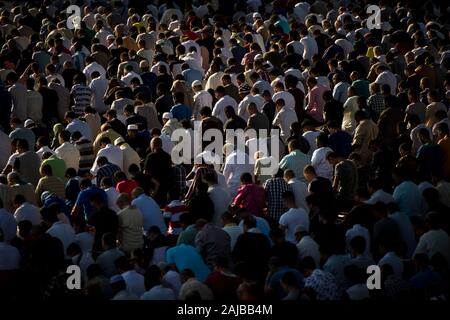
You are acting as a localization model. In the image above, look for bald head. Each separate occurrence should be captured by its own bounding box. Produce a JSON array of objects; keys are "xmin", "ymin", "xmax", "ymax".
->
[
  {"xmin": 150, "ymin": 137, "xmax": 162, "ymax": 152},
  {"xmin": 116, "ymin": 193, "xmax": 131, "ymax": 209}
]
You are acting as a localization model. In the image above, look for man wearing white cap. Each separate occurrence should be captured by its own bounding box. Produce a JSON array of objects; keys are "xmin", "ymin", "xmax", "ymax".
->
[
  {"xmin": 114, "ymin": 137, "xmax": 140, "ymax": 173},
  {"xmin": 106, "ymin": 34, "xmax": 116, "ymax": 50},
  {"xmin": 161, "ymin": 112, "xmax": 182, "ymax": 137},
  {"xmin": 192, "ymin": 80, "xmax": 213, "ymax": 120}
]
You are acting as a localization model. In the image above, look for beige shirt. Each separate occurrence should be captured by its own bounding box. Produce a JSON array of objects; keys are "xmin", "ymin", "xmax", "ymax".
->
[{"xmin": 117, "ymin": 205, "xmax": 144, "ymax": 254}]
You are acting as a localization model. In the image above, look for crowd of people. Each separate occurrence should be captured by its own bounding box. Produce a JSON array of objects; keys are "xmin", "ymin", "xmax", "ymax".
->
[{"xmin": 0, "ymin": 0, "xmax": 450, "ymax": 301}]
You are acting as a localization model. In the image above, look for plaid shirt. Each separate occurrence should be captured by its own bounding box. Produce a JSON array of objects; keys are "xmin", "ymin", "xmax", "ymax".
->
[
  {"xmin": 367, "ymin": 93, "xmax": 385, "ymax": 118},
  {"xmin": 264, "ymin": 177, "xmax": 290, "ymax": 221}
]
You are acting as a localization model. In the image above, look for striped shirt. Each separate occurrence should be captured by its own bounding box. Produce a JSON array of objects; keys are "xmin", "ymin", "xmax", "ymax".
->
[
  {"xmin": 96, "ymin": 163, "xmax": 121, "ymax": 186},
  {"xmin": 35, "ymin": 176, "xmax": 66, "ymax": 202},
  {"xmin": 163, "ymin": 200, "xmax": 189, "ymax": 235},
  {"xmin": 71, "ymin": 84, "xmax": 92, "ymax": 116},
  {"xmin": 75, "ymin": 139, "xmax": 95, "ymax": 176}
]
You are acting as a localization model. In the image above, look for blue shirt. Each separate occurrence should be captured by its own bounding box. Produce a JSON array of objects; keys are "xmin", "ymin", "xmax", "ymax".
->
[
  {"xmin": 166, "ymin": 244, "xmax": 211, "ymax": 282},
  {"xmin": 393, "ymin": 180, "xmax": 422, "ymax": 217},
  {"xmin": 170, "ymin": 103, "xmax": 192, "ymax": 122},
  {"xmin": 329, "ymin": 131, "xmax": 352, "ymax": 158},
  {"xmin": 268, "ymin": 266, "xmax": 304, "ymax": 299},
  {"xmin": 182, "ymin": 69, "xmax": 203, "ymax": 87},
  {"xmin": 238, "ymin": 216, "xmax": 270, "ymax": 237},
  {"xmin": 279, "ymin": 150, "xmax": 311, "ymax": 182},
  {"xmin": 42, "ymin": 194, "xmax": 71, "ymax": 222},
  {"xmin": 75, "ymin": 186, "xmax": 108, "ymax": 220}
]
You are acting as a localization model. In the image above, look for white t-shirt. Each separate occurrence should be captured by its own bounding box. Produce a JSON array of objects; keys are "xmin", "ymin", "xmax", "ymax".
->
[{"xmin": 279, "ymin": 208, "xmax": 309, "ymax": 243}]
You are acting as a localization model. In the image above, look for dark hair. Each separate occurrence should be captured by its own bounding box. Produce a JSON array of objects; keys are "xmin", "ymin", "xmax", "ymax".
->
[{"xmin": 349, "ymin": 236, "xmax": 366, "ymax": 254}]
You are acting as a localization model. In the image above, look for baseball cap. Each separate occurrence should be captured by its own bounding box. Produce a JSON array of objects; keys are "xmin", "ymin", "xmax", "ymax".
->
[
  {"xmin": 114, "ymin": 137, "xmax": 125, "ymax": 146},
  {"xmin": 162, "ymin": 112, "xmax": 173, "ymax": 120},
  {"xmin": 191, "ymin": 80, "xmax": 202, "ymax": 88},
  {"xmin": 127, "ymin": 124, "xmax": 139, "ymax": 131},
  {"xmin": 24, "ymin": 119, "xmax": 35, "ymax": 127}
]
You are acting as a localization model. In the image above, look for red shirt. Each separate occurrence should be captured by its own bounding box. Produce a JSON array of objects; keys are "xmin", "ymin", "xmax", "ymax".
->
[
  {"xmin": 232, "ymin": 183, "xmax": 266, "ymax": 216},
  {"xmin": 116, "ymin": 179, "xmax": 138, "ymax": 197}
]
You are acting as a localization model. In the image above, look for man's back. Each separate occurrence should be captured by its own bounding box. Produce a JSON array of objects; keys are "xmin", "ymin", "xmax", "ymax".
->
[
  {"xmin": 117, "ymin": 205, "xmax": 144, "ymax": 253},
  {"xmin": 195, "ymin": 224, "xmax": 231, "ymax": 267},
  {"xmin": 16, "ymin": 151, "xmax": 41, "ymax": 187}
]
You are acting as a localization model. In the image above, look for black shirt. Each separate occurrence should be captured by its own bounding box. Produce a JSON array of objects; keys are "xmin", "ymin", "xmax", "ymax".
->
[
  {"xmin": 224, "ymin": 115, "xmax": 247, "ymax": 131},
  {"xmin": 107, "ymin": 118, "xmax": 127, "ymax": 138}
]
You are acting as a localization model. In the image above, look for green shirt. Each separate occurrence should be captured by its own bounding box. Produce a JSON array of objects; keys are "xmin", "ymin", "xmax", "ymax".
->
[
  {"xmin": 352, "ymin": 79, "xmax": 370, "ymax": 98},
  {"xmin": 41, "ymin": 155, "xmax": 67, "ymax": 182}
]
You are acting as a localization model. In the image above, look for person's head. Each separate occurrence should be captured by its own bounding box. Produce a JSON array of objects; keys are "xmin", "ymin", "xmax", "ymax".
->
[
  {"xmin": 354, "ymin": 110, "xmax": 367, "ymax": 124},
  {"xmin": 116, "ymin": 193, "xmax": 131, "ymax": 210},
  {"xmin": 224, "ymin": 105, "xmax": 236, "ymax": 119},
  {"xmin": 307, "ymin": 76, "xmax": 318, "ymax": 89},
  {"xmin": 221, "ymin": 211, "xmax": 236, "ymax": 227},
  {"xmin": 349, "ymin": 235, "xmax": 366, "ymax": 258},
  {"xmin": 287, "ymin": 139, "xmax": 300, "ymax": 153},
  {"xmin": 13, "ymin": 193, "xmax": 27, "ymax": 211},
  {"xmin": 240, "ymin": 172, "xmax": 253, "ymax": 185},
  {"xmin": 58, "ymin": 130, "xmax": 71, "ymax": 145},
  {"xmin": 102, "ymin": 232, "xmax": 117, "ymax": 251},
  {"xmin": 326, "ymin": 151, "xmax": 341, "ymax": 166},
  {"xmin": 283, "ymin": 169, "xmax": 295, "ymax": 183},
  {"xmin": 40, "ymin": 205, "xmax": 59, "ymax": 228},
  {"xmin": 282, "ymin": 190, "xmax": 296, "ymax": 208},
  {"xmin": 67, "ymin": 242, "xmax": 82, "ymax": 258},
  {"xmin": 173, "ymin": 91, "xmax": 184, "ymax": 104},
  {"xmin": 10, "ymin": 117, "xmax": 23, "ymax": 130},
  {"xmin": 275, "ymin": 98, "xmax": 285, "ymax": 111},
  {"xmin": 214, "ymin": 85, "xmax": 225, "ymax": 99},
  {"xmin": 370, "ymin": 82, "xmax": 381, "ymax": 95},
  {"xmin": 147, "ymin": 226, "xmax": 162, "ymax": 241},
  {"xmin": 114, "ymin": 255, "xmax": 132, "ymax": 274},
  {"xmin": 162, "ymin": 112, "xmax": 173, "ymax": 124},
  {"xmin": 327, "ymin": 120, "xmax": 341, "ymax": 134},
  {"xmin": 427, "ymin": 89, "xmax": 440, "ymax": 104},
  {"xmin": 303, "ymin": 165, "xmax": 317, "ymax": 183},
  {"xmin": 299, "ymin": 256, "xmax": 317, "ymax": 277},
  {"xmin": 150, "ymin": 137, "xmax": 162, "ymax": 152},
  {"xmin": 40, "ymin": 164, "xmax": 53, "ymax": 177},
  {"xmin": 242, "ymin": 216, "xmax": 257, "ymax": 233},
  {"xmin": 131, "ymin": 187, "xmax": 145, "ymax": 201},
  {"xmin": 398, "ymin": 142, "xmax": 412, "ymax": 157},
  {"xmin": 180, "ymin": 268, "xmax": 196, "ymax": 283},
  {"xmin": 246, "ymin": 102, "xmax": 258, "ymax": 116},
  {"xmin": 199, "ymin": 107, "xmax": 212, "ymax": 119},
  {"xmin": 316, "ymin": 133, "xmax": 328, "ymax": 149},
  {"xmin": 418, "ymin": 127, "xmax": 431, "ymax": 144},
  {"xmin": 436, "ymin": 122, "xmax": 450, "ymax": 140}
]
